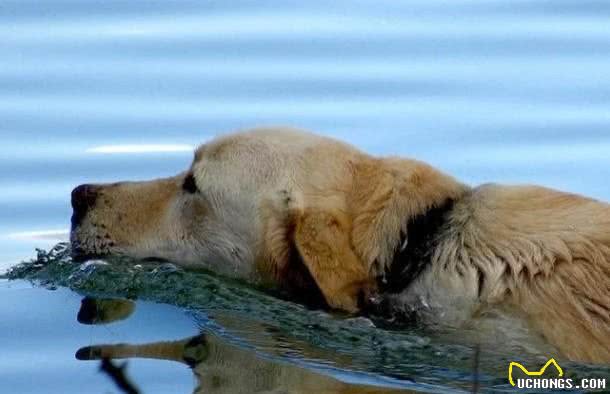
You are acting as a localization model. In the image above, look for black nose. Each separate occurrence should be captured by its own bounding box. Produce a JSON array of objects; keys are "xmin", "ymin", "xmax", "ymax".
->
[{"xmin": 71, "ymin": 184, "xmax": 99, "ymax": 227}]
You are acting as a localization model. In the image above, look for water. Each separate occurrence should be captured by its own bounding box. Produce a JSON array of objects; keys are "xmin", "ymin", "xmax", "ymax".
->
[{"xmin": 1, "ymin": 1, "xmax": 610, "ymax": 392}]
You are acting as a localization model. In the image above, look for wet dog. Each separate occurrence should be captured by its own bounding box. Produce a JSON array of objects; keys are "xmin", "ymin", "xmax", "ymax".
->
[{"xmin": 70, "ymin": 127, "xmax": 610, "ymax": 363}]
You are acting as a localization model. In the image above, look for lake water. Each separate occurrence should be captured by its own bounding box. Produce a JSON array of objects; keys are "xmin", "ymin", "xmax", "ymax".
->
[{"xmin": 1, "ymin": 1, "xmax": 609, "ymax": 393}]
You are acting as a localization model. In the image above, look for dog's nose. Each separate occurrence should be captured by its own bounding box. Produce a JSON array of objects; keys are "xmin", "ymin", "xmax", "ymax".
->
[{"xmin": 71, "ymin": 184, "xmax": 99, "ymax": 227}]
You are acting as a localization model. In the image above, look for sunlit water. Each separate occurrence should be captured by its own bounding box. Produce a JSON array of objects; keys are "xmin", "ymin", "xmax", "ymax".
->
[{"xmin": 1, "ymin": 1, "xmax": 610, "ymax": 393}]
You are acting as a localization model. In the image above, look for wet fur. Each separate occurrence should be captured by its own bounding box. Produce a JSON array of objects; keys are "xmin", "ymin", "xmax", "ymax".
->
[{"xmin": 71, "ymin": 127, "xmax": 610, "ymax": 363}]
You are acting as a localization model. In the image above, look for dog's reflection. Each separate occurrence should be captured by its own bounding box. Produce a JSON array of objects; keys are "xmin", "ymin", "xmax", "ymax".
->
[
  {"xmin": 77, "ymin": 296, "xmax": 135, "ymax": 325},
  {"xmin": 75, "ymin": 298, "xmax": 409, "ymax": 394}
]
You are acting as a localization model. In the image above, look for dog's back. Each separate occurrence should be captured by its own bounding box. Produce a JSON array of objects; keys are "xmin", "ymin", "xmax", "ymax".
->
[{"xmin": 403, "ymin": 184, "xmax": 610, "ymax": 362}]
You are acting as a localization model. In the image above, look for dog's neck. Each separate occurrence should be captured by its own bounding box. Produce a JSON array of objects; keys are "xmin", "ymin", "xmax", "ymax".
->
[{"xmin": 380, "ymin": 198, "xmax": 456, "ymax": 293}]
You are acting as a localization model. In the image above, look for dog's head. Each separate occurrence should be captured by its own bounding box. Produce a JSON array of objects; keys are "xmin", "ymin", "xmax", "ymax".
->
[
  {"xmin": 71, "ymin": 129, "xmax": 312, "ymax": 278},
  {"xmin": 71, "ymin": 127, "xmax": 466, "ymax": 311}
]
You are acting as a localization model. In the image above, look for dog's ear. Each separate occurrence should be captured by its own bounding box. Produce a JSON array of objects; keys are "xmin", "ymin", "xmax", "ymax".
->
[
  {"xmin": 349, "ymin": 158, "xmax": 468, "ymax": 274},
  {"xmin": 262, "ymin": 190, "xmax": 374, "ymax": 312},
  {"xmin": 291, "ymin": 208, "xmax": 374, "ymax": 313}
]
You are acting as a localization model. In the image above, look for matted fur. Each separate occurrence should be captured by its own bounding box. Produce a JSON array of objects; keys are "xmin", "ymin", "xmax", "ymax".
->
[{"xmin": 70, "ymin": 127, "xmax": 610, "ymax": 363}]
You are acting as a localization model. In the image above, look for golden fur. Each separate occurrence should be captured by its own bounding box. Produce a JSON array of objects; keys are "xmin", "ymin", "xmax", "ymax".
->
[{"xmin": 70, "ymin": 127, "xmax": 610, "ymax": 363}]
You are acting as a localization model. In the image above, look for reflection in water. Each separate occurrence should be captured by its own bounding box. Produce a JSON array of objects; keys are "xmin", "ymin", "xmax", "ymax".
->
[
  {"xmin": 75, "ymin": 298, "xmax": 411, "ymax": 394},
  {"xmin": 7, "ymin": 229, "xmax": 69, "ymax": 242},
  {"xmin": 99, "ymin": 358, "xmax": 140, "ymax": 394},
  {"xmin": 86, "ymin": 144, "xmax": 195, "ymax": 154},
  {"xmin": 77, "ymin": 297, "xmax": 135, "ymax": 325}
]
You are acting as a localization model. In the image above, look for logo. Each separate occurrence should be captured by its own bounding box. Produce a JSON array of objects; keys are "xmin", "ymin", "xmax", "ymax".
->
[
  {"xmin": 508, "ymin": 358, "xmax": 563, "ymax": 387},
  {"xmin": 508, "ymin": 358, "xmax": 607, "ymax": 391}
]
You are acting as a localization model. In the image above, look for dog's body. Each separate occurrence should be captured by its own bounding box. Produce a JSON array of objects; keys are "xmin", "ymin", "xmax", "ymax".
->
[{"xmin": 70, "ymin": 127, "xmax": 610, "ymax": 363}]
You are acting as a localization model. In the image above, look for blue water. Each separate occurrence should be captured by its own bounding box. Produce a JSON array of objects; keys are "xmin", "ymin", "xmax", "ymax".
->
[{"xmin": 1, "ymin": 1, "xmax": 610, "ymax": 392}]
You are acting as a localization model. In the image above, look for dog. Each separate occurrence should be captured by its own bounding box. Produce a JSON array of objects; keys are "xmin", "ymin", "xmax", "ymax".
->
[{"xmin": 70, "ymin": 127, "xmax": 610, "ymax": 363}]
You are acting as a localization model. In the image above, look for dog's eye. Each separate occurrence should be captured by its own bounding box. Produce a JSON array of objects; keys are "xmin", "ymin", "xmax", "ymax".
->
[{"xmin": 182, "ymin": 174, "xmax": 199, "ymax": 194}]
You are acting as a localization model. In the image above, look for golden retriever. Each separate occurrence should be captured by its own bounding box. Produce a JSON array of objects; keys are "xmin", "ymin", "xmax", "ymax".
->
[{"xmin": 70, "ymin": 127, "xmax": 610, "ymax": 363}]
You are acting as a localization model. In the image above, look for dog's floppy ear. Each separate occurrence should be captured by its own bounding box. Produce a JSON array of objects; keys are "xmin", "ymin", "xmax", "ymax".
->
[
  {"xmin": 262, "ymin": 189, "xmax": 375, "ymax": 312},
  {"xmin": 262, "ymin": 190, "xmax": 374, "ymax": 312},
  {"xmin": 291, "ymin": 208, "xmax": 374, "ymax": 313}
]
